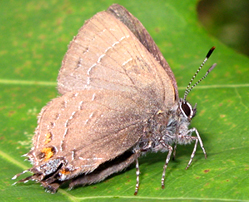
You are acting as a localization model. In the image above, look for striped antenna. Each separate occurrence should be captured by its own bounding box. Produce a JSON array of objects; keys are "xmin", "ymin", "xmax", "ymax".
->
[{"xmin": 183, "ymin": 46, "xmax": 216, "ymax": 101}]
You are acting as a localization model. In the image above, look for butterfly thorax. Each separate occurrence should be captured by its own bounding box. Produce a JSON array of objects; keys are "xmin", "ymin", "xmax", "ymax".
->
[{"xmin": 134, "ymin": 99, "xmax": 196, "ymax": 154}]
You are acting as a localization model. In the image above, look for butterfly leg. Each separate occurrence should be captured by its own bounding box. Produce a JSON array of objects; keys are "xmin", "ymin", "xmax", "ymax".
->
[
  {"xmin": 185, "ymin": 128, "xmax": 207, "ymax": 169},
  {"xmin": 160, "ymin": 141, "xmax": 173, "ymax": 189},
  {"xmin": 134, "ymin": 158, "xmax": 140, "ymax": 195},
  {"xmin": 172, "ymin": 143, "xmax": 177, "ymax": 160}
]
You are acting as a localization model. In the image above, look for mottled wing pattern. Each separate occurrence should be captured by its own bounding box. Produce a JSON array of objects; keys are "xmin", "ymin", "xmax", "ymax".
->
[{"xmin": 57, "ymin": 10, "xmax": 175, "ymax": 107}]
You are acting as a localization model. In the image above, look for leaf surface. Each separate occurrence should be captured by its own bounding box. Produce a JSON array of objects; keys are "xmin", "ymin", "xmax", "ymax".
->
[{"xmin": 0, "ymin": 0, "xmax": 248, "ymax": 201}]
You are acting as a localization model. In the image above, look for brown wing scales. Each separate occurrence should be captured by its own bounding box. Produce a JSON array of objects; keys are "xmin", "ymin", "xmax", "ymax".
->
[{"xmin": 29, "ymin": 89, "xmax": 158, "ymax": 178}]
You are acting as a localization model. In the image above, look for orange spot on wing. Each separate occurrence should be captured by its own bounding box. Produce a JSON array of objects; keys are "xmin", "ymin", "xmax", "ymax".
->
[
  {"xmin": 44, "ymin": 132, "xmax": 52, "ymax": 144},
  {"xmin": 60, "ymin": 168, "xmax": 71, "ymax": 175},
  {"xmin": 41, "ymin": 147, "xmax": 54, "ymax": 161}
]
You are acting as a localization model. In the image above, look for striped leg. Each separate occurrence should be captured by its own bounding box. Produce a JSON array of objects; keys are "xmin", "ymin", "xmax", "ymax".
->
[
  {"xmin": 134, "ymin": 158, "xmax": 140, "ymax": 195},
  {"xmin": 160, "ymin": 142, "xmax": 173, "ymax": 189},
  {"xmin": 185, "ymin": 128, "xmax": 207, "ymax": 169}
]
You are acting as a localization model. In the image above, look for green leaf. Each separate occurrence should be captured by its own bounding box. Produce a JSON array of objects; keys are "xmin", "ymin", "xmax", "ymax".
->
[{"xmin": 1, "ymin": 0, "xmax": 248, "ymax": 201}]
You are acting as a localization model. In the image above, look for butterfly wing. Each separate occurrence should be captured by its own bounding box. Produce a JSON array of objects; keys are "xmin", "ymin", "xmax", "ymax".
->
[
  {"xmin": 57, "ymin": 7, "xmax": 176, "ymax": 106},
  {"xmin": 107, "ymin": 4, "xmax": 178, "ymax": 100},
  {"xmin": 22, "ymin": 4, "xmax": 178, "ymax": 192},
  {"xmin": 27, "ymin": 89, "xmax": 162, "ymax": 185}
]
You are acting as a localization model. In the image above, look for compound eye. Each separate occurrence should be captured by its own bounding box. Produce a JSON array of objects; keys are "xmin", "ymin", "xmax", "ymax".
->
[
  {"xmin": 180, "ymin": 100, "xmax": 195, "ymax": 119},
  {"xmin": 181, "ymin": 102, "xmax": 191, "ymax": 117}
]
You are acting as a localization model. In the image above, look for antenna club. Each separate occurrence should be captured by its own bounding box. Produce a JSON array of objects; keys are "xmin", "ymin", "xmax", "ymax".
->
[
  {"xmin": 206, "ymin": 46, "xmax": 216, "ymax": 58},
  {"xmin": 184, "ymin": 47, "xmax": 216, "ymax": 100}
]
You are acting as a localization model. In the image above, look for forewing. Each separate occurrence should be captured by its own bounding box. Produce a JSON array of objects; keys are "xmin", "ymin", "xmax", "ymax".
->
[
  {"xmin": 57, "ymin": 9, "xmax": 175, "ymax": 106},
  {"xmin": 29, "ymin": 89, "xmax": 160, "ymax": 179},
  {"xmin": 107, "ymin": 4, "xmax": 178, "ymax": 100}
]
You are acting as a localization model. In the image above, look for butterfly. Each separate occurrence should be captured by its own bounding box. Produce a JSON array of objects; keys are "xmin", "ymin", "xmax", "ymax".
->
[{"xmin": 13, "ymin": 4, "xmax": 216, "ymax": 194}]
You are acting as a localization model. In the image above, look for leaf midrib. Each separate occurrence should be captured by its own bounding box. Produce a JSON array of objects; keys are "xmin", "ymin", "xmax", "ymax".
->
[{"xmin": 1, "ymin": 79, "xmax": 249, "ymax": 89}]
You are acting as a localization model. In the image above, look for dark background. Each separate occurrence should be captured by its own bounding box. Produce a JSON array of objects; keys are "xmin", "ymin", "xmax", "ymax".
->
[{"xmin": 197, "ymin": 0, "xmax": 249, "ymax": 57}]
